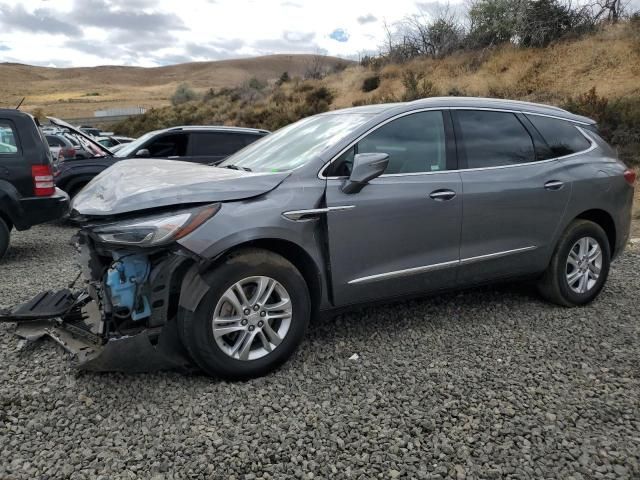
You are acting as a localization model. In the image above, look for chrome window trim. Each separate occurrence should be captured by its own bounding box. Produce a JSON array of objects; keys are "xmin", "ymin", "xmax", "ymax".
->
[
  {"xmin": 347, "ymin": 246, "xmax": 538, "ymax": 285},
  {"xmin": 318, "ymin": 107, "xmax": 597, "ymax": 180}
]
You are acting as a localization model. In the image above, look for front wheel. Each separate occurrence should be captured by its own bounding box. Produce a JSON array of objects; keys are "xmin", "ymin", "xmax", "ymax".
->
[
  {"xmin": 538, "ymin": 220, "xmax": 611, "ymax": 307},
  {"xmin": 179, "ymin": 248, "xmax": 310, "ymax": 379}
]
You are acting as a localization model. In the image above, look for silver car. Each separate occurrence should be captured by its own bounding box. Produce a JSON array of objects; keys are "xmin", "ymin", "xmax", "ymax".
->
[{"xmin": 3, "ymin": 97, "xmax": 635, "ymax": 379}]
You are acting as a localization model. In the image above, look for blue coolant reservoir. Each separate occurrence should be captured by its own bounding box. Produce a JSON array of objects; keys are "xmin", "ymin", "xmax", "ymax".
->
[{"xmin": 105, "ymin": 252, "xmax": 151, "ymax": 321}]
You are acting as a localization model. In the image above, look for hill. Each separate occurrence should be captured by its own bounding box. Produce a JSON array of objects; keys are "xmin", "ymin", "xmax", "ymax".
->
[{"xmin": 0, "ymin": 54, "xmax": 351, "ymax": 118}]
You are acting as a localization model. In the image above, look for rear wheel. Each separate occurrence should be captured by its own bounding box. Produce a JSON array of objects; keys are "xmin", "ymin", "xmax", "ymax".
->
[
  {"xmin": 538, "ymin": 220, "xmax": 610, "ymax": 307},
  {"xmin": 179, "ymin": 248, "xmax": 310, "ymax": 379},
  {"xmin": 0, "ymin": 218, "xmax": 10, "ymax": 260}
]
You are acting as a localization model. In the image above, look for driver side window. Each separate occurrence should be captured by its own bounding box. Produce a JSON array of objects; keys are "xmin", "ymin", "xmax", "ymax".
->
[{"xmin": 326, "ymin": 111, "xmax": 446, "ymax": 177}]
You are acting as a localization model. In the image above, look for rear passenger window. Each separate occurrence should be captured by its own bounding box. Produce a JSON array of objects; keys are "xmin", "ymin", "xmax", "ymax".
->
[
  {"xmin": 190, "ymin": 132, "xmax": 255, "ymax": 157},
  {"xmin": 0, "ymin": 120, "xmax": 19, "ymax": 154},
  {"xmin": 526, "ymin": 115, "xmax": 591, "ymax": 158},
  {"xmin": 455, "ymin": 111, "xmax": 535, "ymax": 168}
]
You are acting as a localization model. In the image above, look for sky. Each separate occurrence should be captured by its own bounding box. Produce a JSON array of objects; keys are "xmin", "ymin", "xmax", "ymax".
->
[{"xmin": 0, "ymin": 0, "xmax": 459, "ymax": 67}]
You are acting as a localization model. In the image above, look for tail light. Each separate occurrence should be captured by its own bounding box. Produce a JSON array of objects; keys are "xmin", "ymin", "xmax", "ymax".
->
[
  {"xmin": 31, "ymin": 165, "xmax": 55, "ymax": 196},
  {"xmin": 624, "ymin": 169, "xmax": 636, "ymax": 186}
]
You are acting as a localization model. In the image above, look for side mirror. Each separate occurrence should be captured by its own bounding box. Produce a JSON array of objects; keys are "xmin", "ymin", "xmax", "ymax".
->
[
  {"xmin": 135, "ymin": 148, "xmax": 150, "ymax": 158},
  {"xmin": 341, "ymin": 153, "xmax": 389, "ymax": 194}
]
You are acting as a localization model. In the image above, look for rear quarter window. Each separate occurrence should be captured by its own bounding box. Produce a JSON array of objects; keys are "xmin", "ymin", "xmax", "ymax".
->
[
  {"xmin": 0, "ymin": 120, "xmax": 20, "ymax": 155},
  {"xmin": 526, "ymin": 115, "xmax": 591, "ymax": 158}
]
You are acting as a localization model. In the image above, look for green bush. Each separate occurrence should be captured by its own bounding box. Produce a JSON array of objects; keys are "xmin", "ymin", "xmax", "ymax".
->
[
  {"xmin": 170, "ymin": 83, "xmax": 198, "ymax": 106},
  {"xmin": 401, "ymin": 70, "xmax": 439, "ymax": 101},
  {"xmin": 361, "ymin": 75, "xmax": 381, "ymax": 92}
]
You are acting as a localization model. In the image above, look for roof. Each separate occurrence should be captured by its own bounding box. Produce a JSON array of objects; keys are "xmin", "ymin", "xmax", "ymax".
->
[
  {"xmin": 325, "ymin": 97, "xmax": 595, "ymax": 125},
  {"xmin": 165, "ymin": 125, "xmax": 270, "ymax": 134}
]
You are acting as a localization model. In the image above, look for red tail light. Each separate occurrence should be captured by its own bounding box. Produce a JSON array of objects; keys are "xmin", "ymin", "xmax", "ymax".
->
[
  {"xmin": 624, "ymin": 169, "xmax": 636, "ymax": 186},
  {"xmin": 31, "ymin": 165, "xmax": 55, "ymax": 196}
]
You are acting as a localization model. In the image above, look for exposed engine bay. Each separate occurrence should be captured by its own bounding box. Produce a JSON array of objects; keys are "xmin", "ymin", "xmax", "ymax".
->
[{"xmin": 1, "ymin": 229, "xmax": 201, "ymax": 372}]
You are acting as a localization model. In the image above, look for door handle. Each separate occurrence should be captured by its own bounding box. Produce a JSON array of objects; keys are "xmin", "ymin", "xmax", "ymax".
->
[
  {"xmin": 429, "ymin": 189, "xmax": 456, "ymax": 201},
  {"xmin": 544, "ymin": 180, "xmax": 564, "ymax": 191}
]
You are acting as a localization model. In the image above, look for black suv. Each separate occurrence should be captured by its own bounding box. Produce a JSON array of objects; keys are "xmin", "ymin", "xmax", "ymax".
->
[
  {"xmin": 0, "ymin": 110, "xmax": 69, "ymax": 258},
  {"xmin": 50, "ymin": 120, "xmax": 270, "ymax": 197}
]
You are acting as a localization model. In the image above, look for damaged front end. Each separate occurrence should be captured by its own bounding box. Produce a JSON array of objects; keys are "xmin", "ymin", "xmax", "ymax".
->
[{"xmin": 0, "ymin": 205, "xmax": 219, "ymax": 373}]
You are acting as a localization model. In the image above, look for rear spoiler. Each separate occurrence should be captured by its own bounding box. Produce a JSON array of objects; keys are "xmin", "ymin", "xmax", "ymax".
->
[{"xmin": 46, "ymin": 117, "xmax": 114, "ymax": 157}]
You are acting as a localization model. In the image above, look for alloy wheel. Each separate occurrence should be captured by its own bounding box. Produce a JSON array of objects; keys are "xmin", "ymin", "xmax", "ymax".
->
[
  {"xmin": 212, "ymin": 276, "xmax": 292, "ymax": 361},
  {"xmin": 565, "ymin": 236, "xmax": 602, "ymax": 294}
]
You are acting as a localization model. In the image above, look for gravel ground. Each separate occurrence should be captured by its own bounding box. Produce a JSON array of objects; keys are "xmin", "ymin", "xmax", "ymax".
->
[{"xmin": 0, "ymin": 224, "xmax": 639, "ymax": 480}]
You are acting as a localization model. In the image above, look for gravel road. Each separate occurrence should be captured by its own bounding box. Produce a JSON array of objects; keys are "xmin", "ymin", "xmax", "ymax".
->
[{"xmin": 1, "ymin": 223, "xmax": 639, "ymax": 480}]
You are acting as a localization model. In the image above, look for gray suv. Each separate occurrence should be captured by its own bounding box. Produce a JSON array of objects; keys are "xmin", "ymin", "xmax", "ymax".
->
[{"xmin": 2, "ymin": 97, "xmax": 634, "ymax": 379}]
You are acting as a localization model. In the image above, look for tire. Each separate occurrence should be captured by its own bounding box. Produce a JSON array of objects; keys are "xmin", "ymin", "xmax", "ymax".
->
[
  {"xmin": 538, "ymin": 220, "xmax": 611, "ymax": 307},
  {"xmin": 0, "ymin": 218, "xmax": 10, "ymax": 260},
  {"xmin": 179, "ymin": 248, "xmax": 310, "ymax": 380}
]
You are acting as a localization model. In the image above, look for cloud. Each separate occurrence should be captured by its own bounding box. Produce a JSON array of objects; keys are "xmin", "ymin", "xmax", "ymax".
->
[
  {"xmin": 357, "ymin": 14, "xmax": 378, "ymax": 24},
  {"xmin": 253, "ymin": 31, "xmax": 321, "ymax": 55},
  {"xmin": 329, "ymin": 28, "xmax": 350, "ymax": 43},
  {"xmin": 69, "ymin": 0, "xmax": 186, "ymax": 33},
  {"xmin": 281, "ymin": 1, "xmax": 302, "ymax": 6},
  {"xmin": 0, "ymin": 4, "xmax": 82, "ymax": 37},
  {"xmin": 0, "ymin": 44, "xmax": 10, "ymax": 52},
  {"xmin": 184, "ymin": 40, "xmax": 246, "ymax": 60}
]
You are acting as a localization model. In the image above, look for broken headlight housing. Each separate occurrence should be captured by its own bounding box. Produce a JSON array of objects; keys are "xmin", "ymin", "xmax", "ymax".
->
[{"xmin": 93, "ymin": 204, "xmax": 220, "ymax": 247}]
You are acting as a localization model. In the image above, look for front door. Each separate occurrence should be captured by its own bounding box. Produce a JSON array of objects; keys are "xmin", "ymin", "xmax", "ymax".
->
[{"xmin": 323, "ymin": 110, "xmax": 463, "ymax": 306}]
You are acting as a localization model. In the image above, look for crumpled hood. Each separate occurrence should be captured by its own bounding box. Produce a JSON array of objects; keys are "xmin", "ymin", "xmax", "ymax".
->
[{"xmin": 71, "ymin": 159, "xmax": 289, "ymax": 216}]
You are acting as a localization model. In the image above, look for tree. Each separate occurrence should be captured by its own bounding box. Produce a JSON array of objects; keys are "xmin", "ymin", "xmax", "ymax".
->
[{"xmin": 467, "ymin": 0, "xmax": 523, "ymax": 47}]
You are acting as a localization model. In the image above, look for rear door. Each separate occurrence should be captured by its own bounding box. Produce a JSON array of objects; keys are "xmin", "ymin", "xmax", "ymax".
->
[
  {"xmin": 324, "ymin": 110, "xmax": 463, "ymax": 306},
  {"xmin": 0, "ymin": 118, "xmax": 31, "ymax": 196},
  {"xmin": 453, "ymin": 109, "xmax": 573, "ymax": 284}
]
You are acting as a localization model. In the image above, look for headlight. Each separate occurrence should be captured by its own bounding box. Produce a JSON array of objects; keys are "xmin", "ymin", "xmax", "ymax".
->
[{"xmin": 93, "ymin": 204, "xmax": 220, "ymax": 247}]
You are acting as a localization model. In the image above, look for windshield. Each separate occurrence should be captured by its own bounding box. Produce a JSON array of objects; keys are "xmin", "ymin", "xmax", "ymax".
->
[
  {"xmin": 115, "ymin": 131, "xmax": 158, "ymax": 158},
  {"xmin": 219, "ymin": 113, "xmax": 374, "ymax": 172}
]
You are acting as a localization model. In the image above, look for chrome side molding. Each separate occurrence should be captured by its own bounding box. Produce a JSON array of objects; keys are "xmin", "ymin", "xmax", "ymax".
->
[
  {"xmin": 459, "ymin": 246, "xmax": 538, "ymax": 265},
  {"xmin": 282, "ymin": 205, "xmax": 355, "ymax": 221},
  {"xmin": 348, "ymin": 260, "xmax": 459, "ymax": 285},
  {"xmin": 348, "ymin": 246, "xmax": 538, "ymax": 285}
]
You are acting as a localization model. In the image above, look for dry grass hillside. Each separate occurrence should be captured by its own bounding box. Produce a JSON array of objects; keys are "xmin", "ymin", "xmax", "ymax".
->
[
  {"xmin": 328, "ymin": 22, "xmax": 640, "ymax": 108},
  {"xmin": 0, "ymin": 54, "xmax": 350, "ymax": 117}
]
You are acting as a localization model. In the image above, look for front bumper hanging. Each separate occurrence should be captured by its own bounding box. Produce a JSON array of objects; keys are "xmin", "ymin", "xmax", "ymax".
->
[{"xmin": 0, "ymin": 288, "xmax": 192, "ymax": 373}]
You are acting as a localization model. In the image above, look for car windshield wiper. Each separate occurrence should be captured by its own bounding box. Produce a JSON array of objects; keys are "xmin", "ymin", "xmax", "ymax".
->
[{"xmin": 222, "ymin": 164, "xmax": 252, "ymax": 172}]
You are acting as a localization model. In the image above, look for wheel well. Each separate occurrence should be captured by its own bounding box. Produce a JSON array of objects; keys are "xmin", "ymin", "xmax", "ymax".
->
[
  {"xmin": 222, "ymin": 239, "xmax": 323, "ymax": 312},
  {"xmin": 575, "ymin": 209, "xmax": 616, "ymax": 253}
]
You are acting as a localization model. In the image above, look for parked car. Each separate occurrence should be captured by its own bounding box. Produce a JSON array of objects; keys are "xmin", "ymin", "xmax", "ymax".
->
[
  {"xmin": 97, "ymin": 135, "xmax": 135, "ymax": 148},
  {"xmin": 0, "ymin": 110, "xmax": 69, "ymax": 259},
  {"xmin": 50, "ymin": 119, "xmax": 269, "ymax": 197},
  {"xmin": 45, "ymin": 134, "xmax": 77, "ymax": 162},
  {"xmin": 113, "ymin": 125, "xmax": 269, "ymax": 163},
  {"xmin": 2, "ymin": 97, "xmax": 634, "ymax": 379}
]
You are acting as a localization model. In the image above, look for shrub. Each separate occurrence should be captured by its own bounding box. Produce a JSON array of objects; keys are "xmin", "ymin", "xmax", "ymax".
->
[
  {"xmin": 401, "ymin": 70, "xmax": 439, "ymax": 101},
  {"xmin": 563, "ymin": 87, "xmax": 640, "ymax": 166},
  {"xmin": 171, "ymin": 83, "xmax": 198, "ymax": 106},
  {"xmin": 361, "ymin": 75, "xmax": 381, "ymax": 92},
  {"xmin": 248, "ymin": 77, "xmax": 267, "ymax": 91},
  {"xmin": 276, "ymin": 71, "xmax": 290, "ymax": 86}
]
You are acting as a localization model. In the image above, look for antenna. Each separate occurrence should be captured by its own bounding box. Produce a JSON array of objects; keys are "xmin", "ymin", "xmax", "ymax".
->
[{"xmin": 15, "ymin": 97, "xmax": 25, "ymax": 110}]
